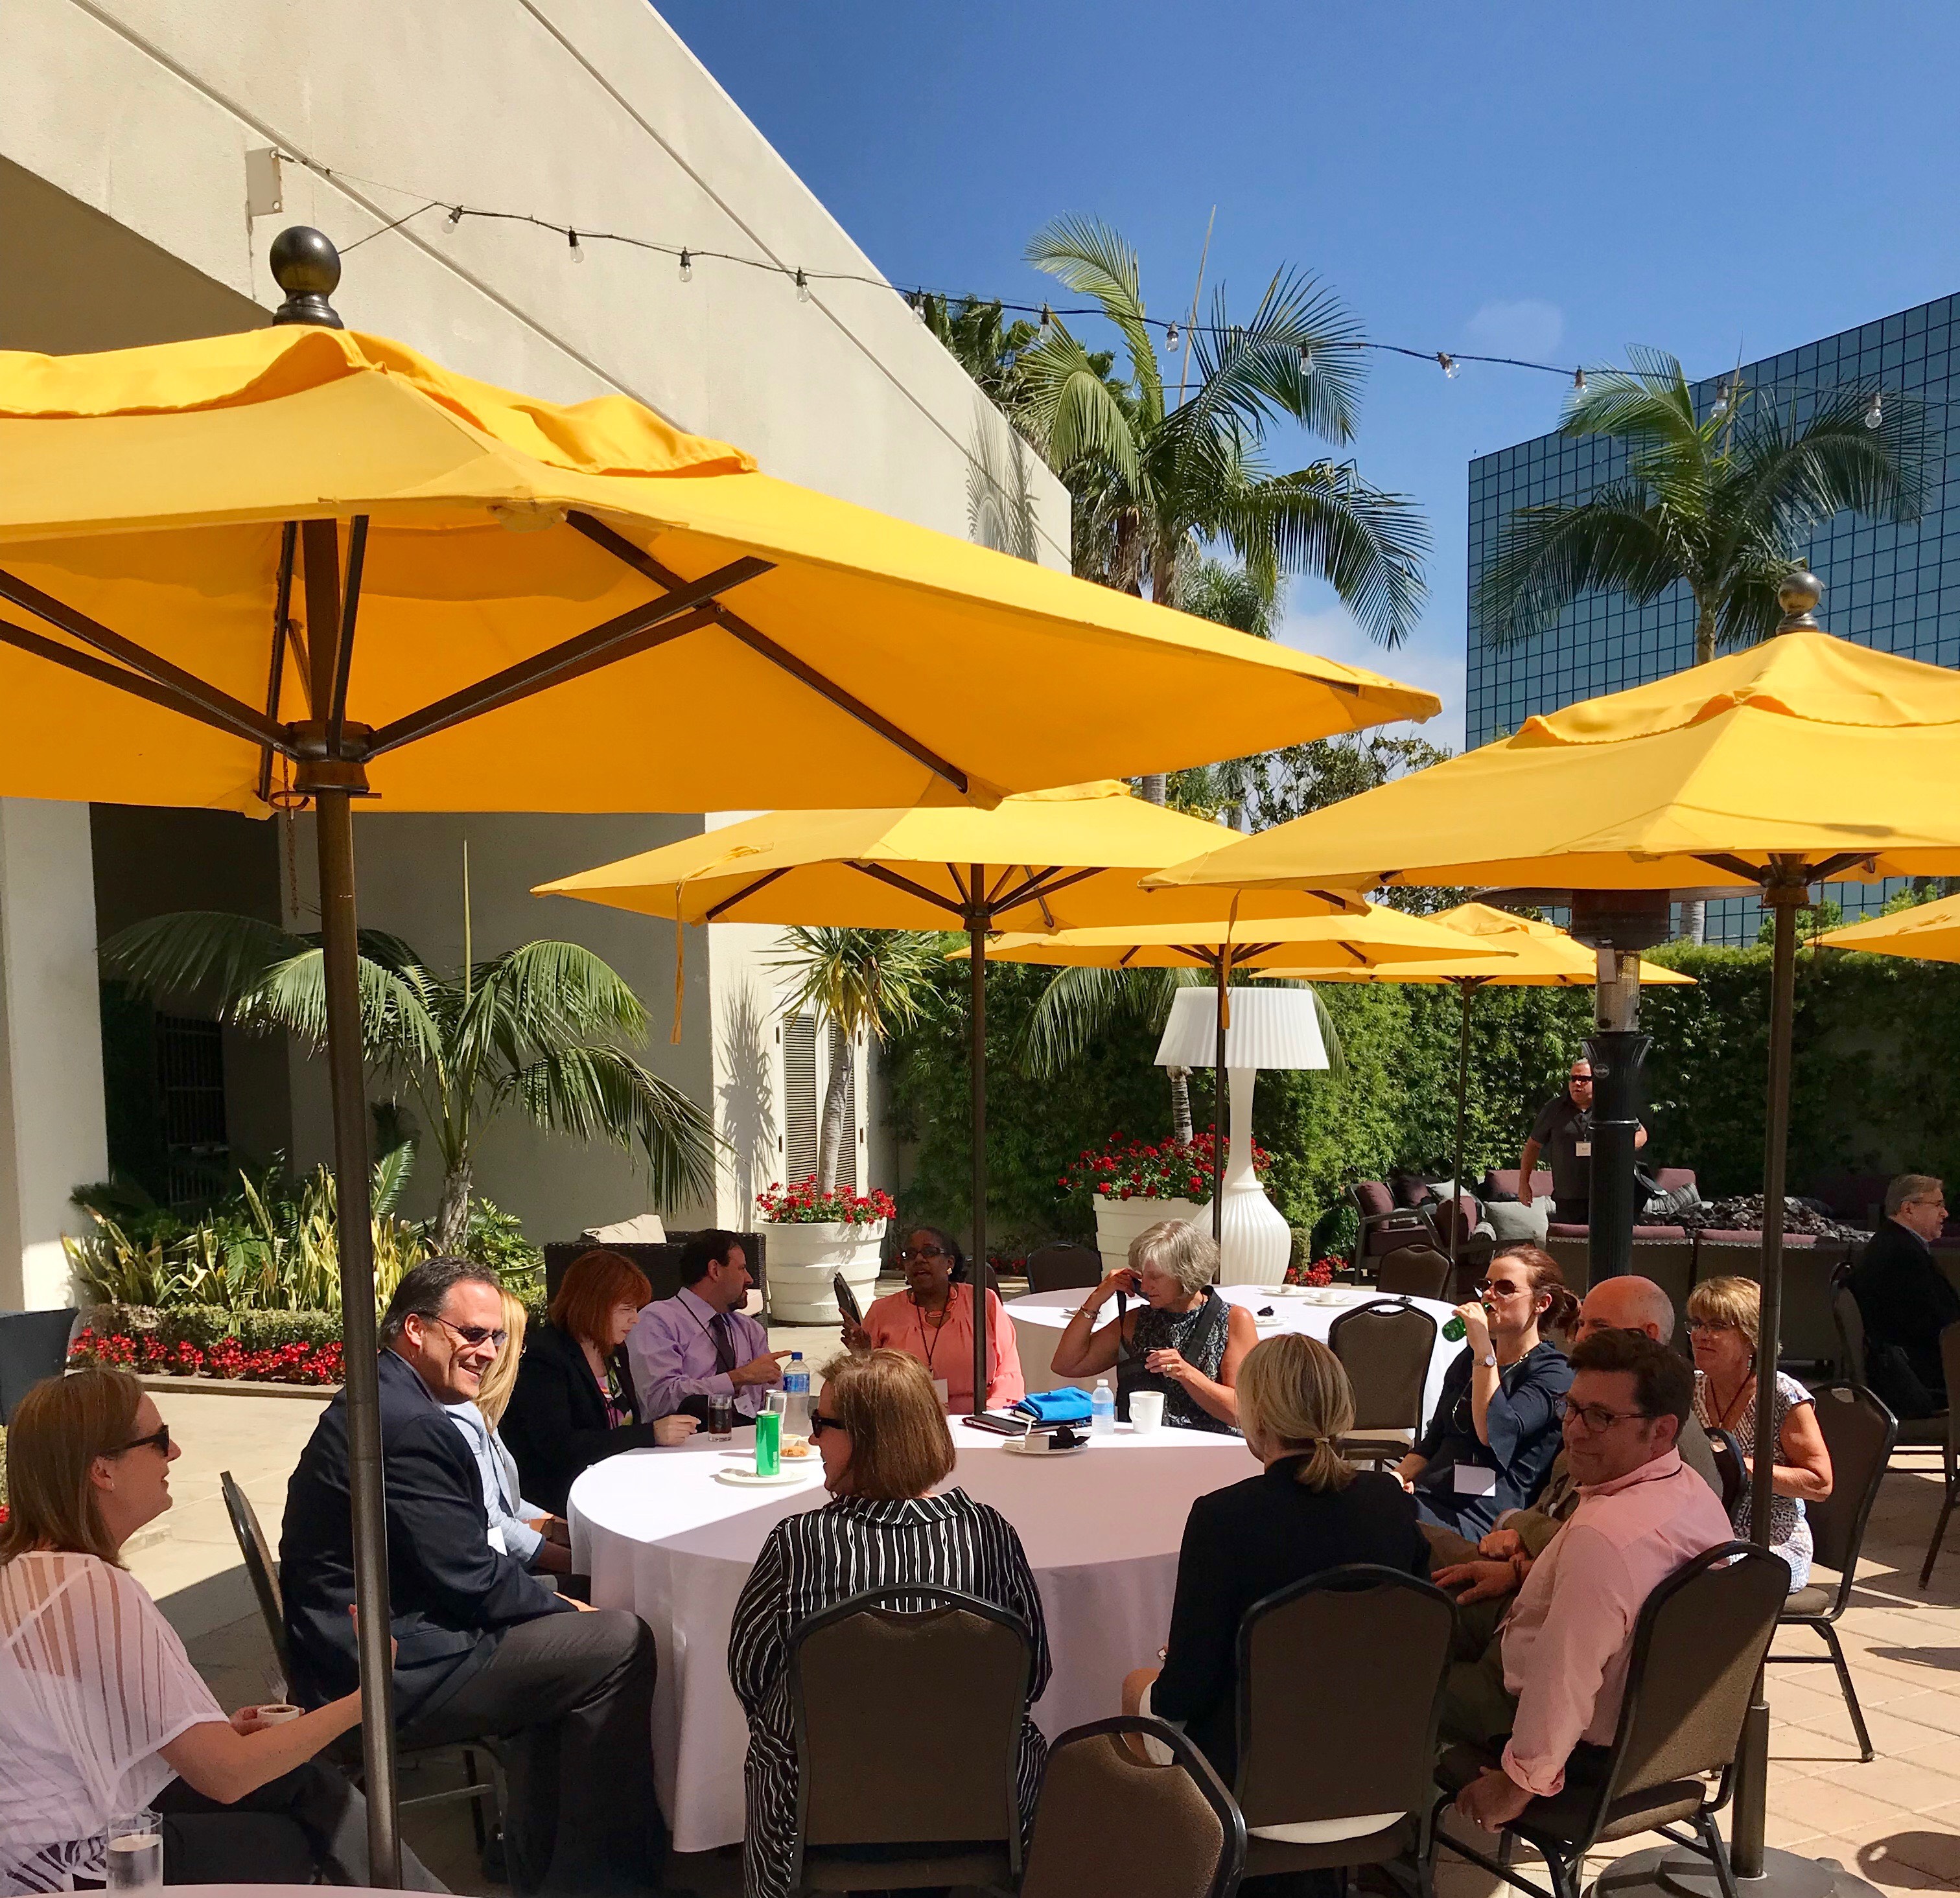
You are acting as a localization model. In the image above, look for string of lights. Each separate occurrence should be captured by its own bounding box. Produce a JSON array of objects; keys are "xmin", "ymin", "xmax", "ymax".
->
[{"xmin": 296, "ymin": 148, "xmax": 1952, "ymax": 428}]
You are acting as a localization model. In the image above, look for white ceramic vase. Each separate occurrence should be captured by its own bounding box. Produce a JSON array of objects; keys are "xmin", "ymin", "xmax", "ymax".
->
[
  {"xmin": 1091, "ymin": 1194, "xmax": 1208, "ymax": 1279},
  {"xmin": 1191, "ymin": 1069, "xmax": 1291, "ymax": 1284},
  {"xmin": 760, "ymin": 1218, "xmax": 887, "ymax": 1325}
]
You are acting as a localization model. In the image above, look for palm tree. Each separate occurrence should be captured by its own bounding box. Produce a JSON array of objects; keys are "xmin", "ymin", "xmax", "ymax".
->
[
  {"xmin": 767, "ymin": 928, "xmax": 946, "ymax": 1193},
  {"xmin": 1476, "ymin": 347, "xmax": 1937, "ymax": 667},
  {"xmin": 920, "ymin": 295, "xmax": 1042, "ymax": 418},
  {"xmin": 1014, "ymin": 216, "xmax": 1428, "ymax": 645},
  {"xmin": 100, "ymin": 914, "xmax": 718, "ymax": 1250}
]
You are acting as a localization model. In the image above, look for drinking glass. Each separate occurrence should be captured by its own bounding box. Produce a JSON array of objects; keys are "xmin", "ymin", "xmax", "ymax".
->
[
  {"xmin": 106, "ymin": 1810, "xmax": 163, "ymax": 1890},
  {"xmin": 706, "ymin": 1393, "xmax": 734, "ymax": 1440}
]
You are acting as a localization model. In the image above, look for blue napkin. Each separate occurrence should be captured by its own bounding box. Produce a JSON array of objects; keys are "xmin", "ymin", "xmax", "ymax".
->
[{"xmin": 1014, "ymin": 1387, "xmax": 1093, "ymax": 1425}]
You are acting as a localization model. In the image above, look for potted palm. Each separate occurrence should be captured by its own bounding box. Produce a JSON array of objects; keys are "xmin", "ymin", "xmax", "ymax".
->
[{"xmin": 753, "ymin": 1179, "xmax": 895, "ymax": 1325}]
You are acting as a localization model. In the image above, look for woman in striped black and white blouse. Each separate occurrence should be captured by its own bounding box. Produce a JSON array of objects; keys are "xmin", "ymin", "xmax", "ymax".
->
[{"xmin": 727, "ymin": 1348, "xmax": 1051, "ymax": 1898}]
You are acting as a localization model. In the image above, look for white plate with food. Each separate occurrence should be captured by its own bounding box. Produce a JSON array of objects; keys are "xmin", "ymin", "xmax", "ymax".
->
[{"xmin": 1001, "ymin": 1433, "xmax": 1091, "ymax": 1457}]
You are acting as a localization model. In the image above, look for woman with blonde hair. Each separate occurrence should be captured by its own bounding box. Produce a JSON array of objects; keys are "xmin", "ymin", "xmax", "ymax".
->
[
  {"xmin": 1050, "ymin": 1219, "xmax": 1254, "ymax": 1431},
  {"xmin": 1122, "ymin": 1333, "xmax": 1430, "ymax": 1777},
  {"xmin": 727, "ymin": 1349, "xmax": 1051, "ymax": 1898},
  {"xmin": 0, "ymin": 1368, "xmax": 440, "ymax": 1890},
  {"xmin": 1688, "ymin": 1275, "xmax": 1833, "ymax": 1590}
]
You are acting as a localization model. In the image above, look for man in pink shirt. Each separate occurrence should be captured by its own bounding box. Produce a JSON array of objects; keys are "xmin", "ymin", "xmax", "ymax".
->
[{"xmin": 1448, "ymin": 1328, "xmax": 1733, "ymax": 1831}]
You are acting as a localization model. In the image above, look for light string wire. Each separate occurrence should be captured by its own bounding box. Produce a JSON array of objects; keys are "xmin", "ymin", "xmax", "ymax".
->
[{"xmin": 298, "ymin": 152, "xmax": 1955, "ymax": 413}]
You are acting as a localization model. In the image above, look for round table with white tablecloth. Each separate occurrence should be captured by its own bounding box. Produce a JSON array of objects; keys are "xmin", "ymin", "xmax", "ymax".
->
[
  {"xmin": 570, "ymin": 1422, "xmax": 1250, "ymax": 1853},
  {"xmin": 1005, "ymin": 1282, "xmax": 1460, "ymax": 1423}
]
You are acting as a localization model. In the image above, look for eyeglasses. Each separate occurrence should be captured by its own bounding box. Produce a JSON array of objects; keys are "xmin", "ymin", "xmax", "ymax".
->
[
  {"xmin": 1569, "ymin": 1075, "xmax": 1594, "ymax": 1085},
  {"xmin": 1555, "ymin": 1396, "xmax": 1653, "ymax": 1433},
  {"xmin": 810, "ymin": 1413, "xmax": 848, "ymax": 1438},
  {"xmin": 117, "ymin": 1424, "xmax": 171, "ymax": 1457},
  {"xmin": 1477, "ymin": 1278, "xmax": 1527, "ymax": 1300},
  {"xmin": 898, "ymin": 1246, "xmax": 949, "ymax": 1264},
  {"xmin": 435, "ymin": 1317, "xmax": 509, "ymax": 1350},
  {"xmin": 1683, "ymin": 1319, "xmax": 1736, "ymax": 1337}
]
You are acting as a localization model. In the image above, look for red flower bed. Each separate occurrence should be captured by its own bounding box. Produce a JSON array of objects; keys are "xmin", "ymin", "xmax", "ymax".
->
[
  {"xmin": 1058, "ymin": 1130, "xmax": 1268, "ymax": 1202},
  {"xmin": 69, "ymin": 1327, "xmax": 344, "ymax": 1386},
  {"xmin": 1283, "ymin": 1256, "xmax": 1338, "ymax": 1287},
  {"xmin": 754, "ymin": 1177, "xmax": 896, "ymax": 1226}
]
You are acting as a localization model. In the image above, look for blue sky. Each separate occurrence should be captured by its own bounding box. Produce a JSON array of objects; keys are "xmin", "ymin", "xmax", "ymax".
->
[{"xmin": 655, "ymin": 1, "xmax": 1960, "ymax": 748}]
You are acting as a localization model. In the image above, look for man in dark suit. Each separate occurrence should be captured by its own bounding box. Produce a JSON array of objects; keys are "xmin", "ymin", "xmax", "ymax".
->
[
  {"xmin": 283, "ymin": 1257, "xmax": 659, "ymax": 1893},
  {"xmin": 1850, "ymin": 1174, "xmax": 1959, "ymax": 1415}
]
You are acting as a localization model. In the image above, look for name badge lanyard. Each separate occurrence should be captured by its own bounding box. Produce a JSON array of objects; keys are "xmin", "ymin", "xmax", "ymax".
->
[{"xmin": 684, "ymin": 1301, "xmax": 739, "ymax": 1376}]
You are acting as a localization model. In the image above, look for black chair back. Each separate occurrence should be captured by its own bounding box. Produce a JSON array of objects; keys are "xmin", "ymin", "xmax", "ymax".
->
[
  {"xmin": 1329, "ymin": 1300, "xmax": 1436, "ymax": 1435},
  {"xmin": 1832, "ymin": 1270, "xmax": 1867, "ymax": 1387},
  {"xmin": 1374, "ymin": 1246, "xmax": 1451, "ymax": 1302},
  {"xmin": 1803, "ymin": 1382, "xmax": 1897, "ymax": 1614},
  {"xmin": 542, "ymin": 1231, "xmax": 767, "ymax": 1304},
  {"xmin": 1706, "ymin": 1429, "xmax": 1745, "ymax": 1518},
  {"xmin": 219, "ymin": 1470, "xmax": 288, "ymax": 1676},
  {"xmin": 1025, "ymin": 1242, "xmax": 1104, "ymax": 1295},
  {"xmin": 789, "ymin": 1585, "xmax": 1034, "ymax": 1881},
  {"xmin": 1235, "ymin": 1565, "xmax": 1453, "ymax": 1836},
  {"xmin": 1020, "ymin": 1717, "xmax": 1244, "ymax": 1898},
  {"xmin": 0, "ymin": 1307, "xmax": 76, "ymax": 1424}
]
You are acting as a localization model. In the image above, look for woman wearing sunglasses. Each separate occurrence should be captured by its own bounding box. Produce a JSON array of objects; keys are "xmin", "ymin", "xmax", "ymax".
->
[
  {"xmin": 1394, "ymin": 1244, "xmax": 1577, "ymax": 1540},
  {"xmin": 0, "ymin": 1367, "xmax": 440, "ymax": 1891},
  {"xmin": 842, "ymin": 1224, "xmax": 1025, "ymax": 1412}
]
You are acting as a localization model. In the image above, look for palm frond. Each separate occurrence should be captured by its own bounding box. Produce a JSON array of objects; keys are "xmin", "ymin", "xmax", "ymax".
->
[
  {"xmin": 99, "ymin": 912, "xmax": 310, "ymax": 1010},
  {"xmin": 370, "ymin": 1136, "xmax": 417, "ymax": 1216},
  {"xmin": 1562, "ymin": 350, "xmax": 1707, "ymax": 460},
  {"xmin": 1185, "ymin": 269, "xmax": 1368, "ymax": 444},
  {"xmin": 1025, "ymin": 216, "xmax": 1163, "ymax": 419},
  {"xmin": 1474, "ymin": 480, "xmax": 1681, "ymax": 649},
  {"xmin": 1016, "ymin": 328, "xmax": 1144, "ymax": 492},
  {"xmin": 1017, "ymin": 964, "xmax": 1188, "ymax": 1078},
  {"xmin": 248, "ymin": 947, "xmax": 444, "ymax": 1066},
  {"xmin": 505, "ymin": 1045, "xmax": 721, "ymax": 1208},
  {"xmin": 765, "ymin": 928, "xmax": 946, "ymax": 1045}
]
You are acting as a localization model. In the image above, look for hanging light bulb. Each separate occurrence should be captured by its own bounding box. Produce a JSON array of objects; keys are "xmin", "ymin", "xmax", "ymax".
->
[
  {"xmin": 1864, "ymin": 391, "xmax": 1885, "ymax": 431},
  {"xmin": 1572, "ymin": 366, "xmax": 1587, "ymax": 393},
  {"xmin": 909, "ymin": 292, "xmax": 926, "ymax": 323},
  {"xmin": 795, "ymin": 268, "xmax": 811, "ymax": 303},
  {"xmin": 1165, "ymin": 319, "xmax": 1180, "ymax": 349},
  {"xmin": 1438, "ymin": 353, "xmax": 1460, "ymax": 380},
  {"xmin": 1300, "ymin": 343, "xmax": 1313, "ymax": 373},
  {"xmin": 1040, "ymin": 303, "xmax": 1055, "ymax": 330},
  {"xmin": 568, "ymin": 228, "xmax": 584, "ymax": 264},
  {"xmin": 1712, "ymin": 382, "xmax": 1731, "ymax": 418},
  {"xmin": 444, "ymin": 205, "xmax": 464, "ymax": 234},
  {"xmin": 678, "ymin": 248, "xmax": 693, "ymax": 283}
]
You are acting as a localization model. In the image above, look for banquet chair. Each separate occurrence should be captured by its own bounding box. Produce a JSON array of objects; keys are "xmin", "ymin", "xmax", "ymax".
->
[
  {"xmin": 1917, "ymin": 1323, "xmax": 1960, "ymax": 1588},
  {"xmin": 786, "ymin": 1584, "xmax": 1035, "ymax": 1893},
  {"xmin": 1233, "ymin": 1565, "xmax": 1454, "ymax": 1892},
  {"xmin": 1430, "ymin": 1542, "xmax": 1786, "ymax": 1898},
  {"xmin": 1375, "ymin": 1246, "xmax": 1451, "ymax": 1302},
  {"xmin": 0, "ymin": 1305, "xmax": 76, "ymax": 1423},
  {"xmin": 1025, "ymin": 1241, "xmax": 1104, "ymax": 1294},
  {"xmin": 1769, "ymin": 1382, "xmax": 1895, "ymax": 1760},
  {"xmin": 1020, "ymin": 1717, "xmax": 1245, "ymax": 1898},
  {"xmin": 1329, "ymin": 1299, "xmax": 1438, "ymax": 1467},
  {"xmin": 218, "ymin": 1472, "xmax": 510, "ymax": 1853},
  {"xmin": 1834, "ymin": 1272, "xmax": 1949, "ymax": 1453}
]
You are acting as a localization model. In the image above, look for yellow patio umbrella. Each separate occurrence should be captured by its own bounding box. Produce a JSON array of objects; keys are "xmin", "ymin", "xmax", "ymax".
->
[
  {"xmin": 0, "ymin": 227, "xmax": 1441, "ymax": 1880},
  {"xmin": 1817, "ymin": 892, "xmax": 1960, "ymax": 960},
  {"xmin": 537, "ymin": 783, "xmax": 1427, "ymax": 1409},
  {"xmin": 1149, "ymin": 575, "xmax": 1960, "ymax": 1898}
]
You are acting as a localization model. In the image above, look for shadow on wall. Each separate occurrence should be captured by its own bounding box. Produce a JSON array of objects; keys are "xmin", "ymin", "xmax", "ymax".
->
[
  {"xmin": 719, "ymin": 978, "xmax": 778, "ymax": 1218},
  {"xmin": 967, "ymin": 399, "xmax": 1039, "ymax": 562}
]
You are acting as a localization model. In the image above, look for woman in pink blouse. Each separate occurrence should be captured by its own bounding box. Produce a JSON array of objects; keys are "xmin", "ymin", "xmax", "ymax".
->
[{"xmin": 841, "ymin": 1225, "xmax": 1025, "ymax": 1413}]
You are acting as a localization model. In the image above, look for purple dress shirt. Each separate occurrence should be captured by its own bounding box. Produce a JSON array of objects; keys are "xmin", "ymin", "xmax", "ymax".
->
[{"xmin": 626, "ymin": 1284, "xmax": 773, "ymax": 1419}]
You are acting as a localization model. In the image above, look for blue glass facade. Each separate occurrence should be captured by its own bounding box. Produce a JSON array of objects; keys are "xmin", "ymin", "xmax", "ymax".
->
[{"xmin": 1466, "ymin": 293, "xmax": 1960, "ymax": 942}]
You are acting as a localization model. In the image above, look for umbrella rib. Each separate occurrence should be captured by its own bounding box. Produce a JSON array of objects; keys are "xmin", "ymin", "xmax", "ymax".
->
[
  {"xmin": 845, "ymin": 860, "xmax": 966, "ymax": 918},
  {"xmin": 257, "ymin": 522, "xmax": 300, "ymax": 805},
  {"xmin": 990, "ymin": 865, "xmax": 1105, "ymax": 920},
  {"xmin": 364, "ymin": 559, "xmax": 769, "ymax": 756},
  {"xmin": 0, "ymin": 565, "xmax": 281, "ymax": 748},
  {"xmin": 703, "ymin": 866, "xmax": 795, "ymax": 922},
  {"xmin": 326, "ymin": 516, "xmax": 368, "ymax": 756},
  {"xmin": 0, "ymin": 612, "xmax": 285, "ymax": 752},
  {"xmin": 1691, "ymin": 852, "xmax": 1769, "ymax": 885},
  {"xmin": 568, "ymin": 511, "xmax": 972, "ymax": 796}
]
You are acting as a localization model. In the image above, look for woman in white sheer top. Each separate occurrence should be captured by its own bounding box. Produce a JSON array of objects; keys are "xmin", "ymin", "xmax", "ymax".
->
[{"xmin": 0, "ymin": 1365, "xmax": 443, "ymax": 1892}]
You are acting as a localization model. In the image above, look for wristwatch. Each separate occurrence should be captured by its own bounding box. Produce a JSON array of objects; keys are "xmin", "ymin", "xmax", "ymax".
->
[{"xmin": 1481, "ymin": 1350, "xmax": 1498, "ymax": 1368}]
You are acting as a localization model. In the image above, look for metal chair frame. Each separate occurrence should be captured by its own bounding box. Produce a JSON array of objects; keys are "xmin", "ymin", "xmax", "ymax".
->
[
  {"xmin": 1917, "ymin": 1321, "xmax": 1960, "ymax": 1588},
  {"xmin": 1330, "ymin": 1298, "xmax": 1439, "ymax": 1468},
  {"xmin": 1428, "ymin": 1542, "xmax": 1785, "ymax": 1898}
]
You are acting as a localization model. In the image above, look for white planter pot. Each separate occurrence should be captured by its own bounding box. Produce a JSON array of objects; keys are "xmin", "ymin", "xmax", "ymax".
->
[
  {"xmin": 760, "ymin": 1219, "xmax": 887, "ymax": 1325},
  {"xmin": 1092, "ymin": 1196, "xmax": 1208, "ymax": 1280}
]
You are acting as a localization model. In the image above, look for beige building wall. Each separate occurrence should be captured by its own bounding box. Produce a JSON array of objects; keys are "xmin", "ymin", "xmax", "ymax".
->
[{"xmin": 0, "ymin": 0, "xmax": 1066, "ymax": 1290}]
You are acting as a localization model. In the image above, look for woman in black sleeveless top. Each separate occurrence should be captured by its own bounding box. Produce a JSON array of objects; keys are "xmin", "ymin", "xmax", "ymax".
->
[{"xmin": 1049, "ymin": 1220, "xmax": 1255, "ymax": 1433}]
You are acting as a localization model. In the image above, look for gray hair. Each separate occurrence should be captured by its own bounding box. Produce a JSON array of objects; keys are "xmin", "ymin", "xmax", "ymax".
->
[
  {"xmin": 1128, "ymin": 1220, "xmax": 1219, "ymax": 1295},
  {"xmin": 1886, "ymin": 1174, "xmax": 1944, "ymax": 1219},
  {"xmin": 380, "ymin": 1256, "xmax": 503, "ymax": 1341}
]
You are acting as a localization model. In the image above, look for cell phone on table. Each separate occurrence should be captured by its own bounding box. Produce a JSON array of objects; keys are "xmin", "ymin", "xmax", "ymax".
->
[
  {"xmin": 961, "ymin": 1411, "xmax": 1038, "ymax": 1435},
  {"xmin": 833, "ymin": 1273, "xmax": 864, "ymax": 1328}
]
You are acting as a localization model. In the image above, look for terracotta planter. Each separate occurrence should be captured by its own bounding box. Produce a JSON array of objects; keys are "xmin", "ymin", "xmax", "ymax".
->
[
  {"xmin": 1091, "ymin": 1196, "xmax": 1207, "ymax": 1279},
  {"xmin": 759, "ymin": 1218, "xmax": 887, "ymax": 1325}
]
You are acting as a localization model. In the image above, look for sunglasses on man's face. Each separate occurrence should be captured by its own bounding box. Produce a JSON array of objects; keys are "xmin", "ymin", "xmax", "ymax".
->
[
  {"xmin": 435, "ymin": 1316, "xmax": 509, "ymax": 1350},
  {"xmin": 118, "ymin": 1424, "xmax": 171, "ymax": 1457}
]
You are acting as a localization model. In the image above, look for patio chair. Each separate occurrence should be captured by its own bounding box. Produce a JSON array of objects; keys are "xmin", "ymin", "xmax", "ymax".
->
[
  {"xmin": 1769, "ymin": 1382, "xmax": 1896, "ymax": 1761},
  {"xmin": 1917, "ymin": 1322, "xmax": 1960, "ymax": 1588},
  {"xmin": 1705, "ymin": 1429, "xmax": 1745, "ymax": 1517},
  {"xmin": 1832, "ymin": 1270, "xmax": 1948, "ymax": 1455},
  {"xmin": 1375, "ymin": 1245, "xmax": 1451, "ymax": 1302},
  {"xmin": 786, "ymin": 1584, "xmax": 1035, "ymax": 1894},
  {"xmin": 218, "ymin": 1472, "xmax": 509, "ymax": 1853},
  {"xmin": 1234, "ymin": 1565, "xmax": 1454, "ymax": 1891},
  {"xmin": 1349, "ymin": 1181, "xmax": 1443, "ymax": 1276},
  {"xmin": 1025, "ymin": 1241, "xmax": 1103, "ymax": 1295},
  {"xmin": 1019, "ymin": 1717, "xmax": 1244, "ymax": 1898},
  {"xmin": 1430, "ymin": 1542, "xmax": 1788, "ymax": 1898},
  {"xmin": 0, "ymin": 1306, "xmax": 77, "ymax": 1423},
  {"xmin": 1330, "ymin": 1299, "xmax": 1438, "ymax": 1466}
]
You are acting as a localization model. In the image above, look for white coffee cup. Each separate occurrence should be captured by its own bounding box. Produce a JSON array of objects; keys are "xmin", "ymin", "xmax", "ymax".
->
[
  {"xmin": 1128, "ymin": 1391, "xmax": 1165, "ymax": 1433},
  {"xmin": 253, "ymin": 1704, "xmax": 303, "ymax": 1726}
]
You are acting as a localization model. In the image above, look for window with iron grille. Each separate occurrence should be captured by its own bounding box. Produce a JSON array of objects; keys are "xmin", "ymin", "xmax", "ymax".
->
[{"xmin": 155, "ymin": 1014, "xmax": 227, "ymax": 1204}]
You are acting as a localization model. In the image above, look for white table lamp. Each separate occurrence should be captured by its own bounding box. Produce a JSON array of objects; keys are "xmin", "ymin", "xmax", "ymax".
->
[{"xmin": 1154, "ymin": 986, "xmax": 1327, "ymax": 1284}]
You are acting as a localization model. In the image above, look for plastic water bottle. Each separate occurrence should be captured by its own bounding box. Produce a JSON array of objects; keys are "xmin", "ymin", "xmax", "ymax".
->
[
  {"xmin": 1091, "ymin": 1379, "xmax": 1116, "ymax": 1435},
  {"xmin": 782, "ymin": 1352, "xmax": 811, "ymax": 1437}
]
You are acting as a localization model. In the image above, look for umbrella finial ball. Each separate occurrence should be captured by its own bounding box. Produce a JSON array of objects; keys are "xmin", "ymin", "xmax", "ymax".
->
[
  {"xmin": 269, "ymin": 227, "xmax": 345, "ymax": 330},
  {"xmin": 1776, "ymin": 568, "xmax": 1823, "ymax": 633}
]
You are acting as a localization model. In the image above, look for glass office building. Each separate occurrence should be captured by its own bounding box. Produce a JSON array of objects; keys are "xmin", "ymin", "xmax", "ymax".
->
[{"xmin": 1466, "ymin": 292, "xmax": 1960, "ymax": 942}]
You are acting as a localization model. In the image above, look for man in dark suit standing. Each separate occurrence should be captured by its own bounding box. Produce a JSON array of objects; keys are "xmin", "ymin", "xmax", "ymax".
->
[
  {"xmin": 283, "ymin": 1256, "xmax": 659, "ymax": 1893},
  {"xmin": 1849, "ymin": 1174, "xmax": 1959, "ymax": 1415}
]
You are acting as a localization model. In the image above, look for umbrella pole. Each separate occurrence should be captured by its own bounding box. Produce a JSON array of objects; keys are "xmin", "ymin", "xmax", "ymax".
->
[
  {"xmin": 969, "ymin": 880, "xmax": 988, "ymax": 1418},
  {"xmin": 1212, "ymin": 969, "xmax": 1226, "ymax": 1251},
  {"xmin": 1451, "ymin": 984, "xmax": 1472, "ymax": 1271},
  {"xmin": 315, "ymin": 787, "xmax": 401, "ymax": 1884}
]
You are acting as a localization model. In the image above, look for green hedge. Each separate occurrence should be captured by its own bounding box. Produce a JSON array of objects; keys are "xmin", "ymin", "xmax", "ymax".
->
[
  {"xmin": 883, "ymin": 947, "xmax": 1960, "ymax": 1251},
  {"xmin": 85, "ymin": 1304, "xmax": 342, "ymax": 1351}
]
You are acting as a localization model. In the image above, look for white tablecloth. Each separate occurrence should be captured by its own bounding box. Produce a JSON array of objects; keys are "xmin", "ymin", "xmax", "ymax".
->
[
  {"xmin": 572, "ymin": 1424, "xmax": 1250, "ymax": 1852},
  {"xmin": 1006, "ymin": 1283, "xmax": 1460, "ymax": 1424}
]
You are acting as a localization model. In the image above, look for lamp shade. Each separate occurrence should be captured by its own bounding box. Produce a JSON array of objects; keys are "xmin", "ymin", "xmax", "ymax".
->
[{"xmin": 1154, "ymin": 986, "xmax": 1328, "ymax": 1071}]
